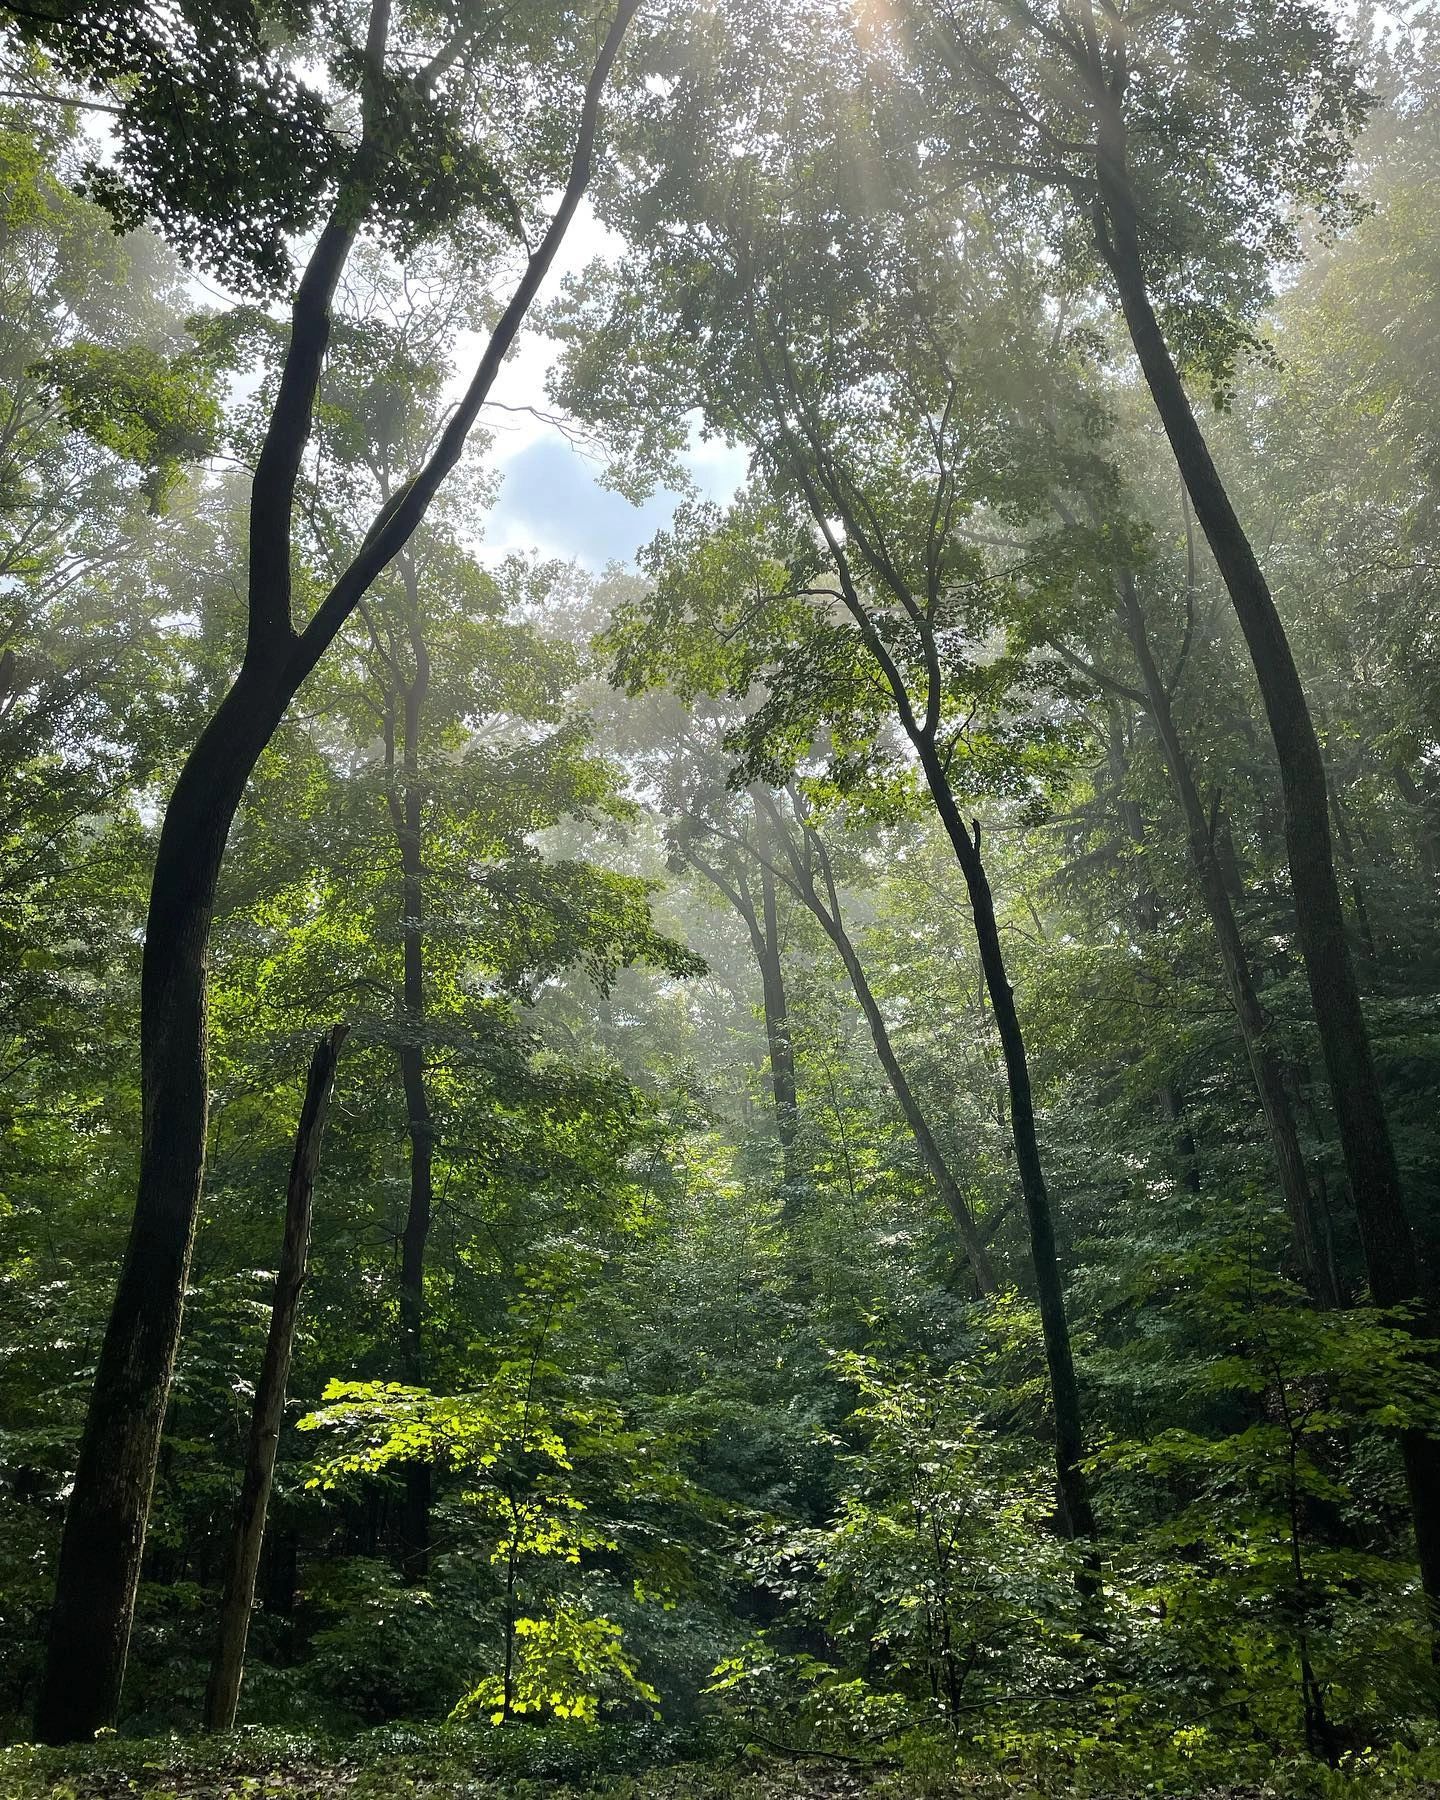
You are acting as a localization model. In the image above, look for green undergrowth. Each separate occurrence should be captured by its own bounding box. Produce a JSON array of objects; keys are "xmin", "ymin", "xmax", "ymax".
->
[{"xmin": 4, "ymin": 1727, "xmax": 1440, "ymax": 1800}]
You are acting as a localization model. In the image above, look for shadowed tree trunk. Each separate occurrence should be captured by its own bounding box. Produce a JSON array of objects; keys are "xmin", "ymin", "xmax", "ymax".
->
[
  {"xmin": 204, "ymin": 1024, "xmax": 348, "ymax": 1732},
  {"xmin": 34, "ymin": 0, "xmax": 641, "ymax": 1740},
  {"xmin": 1113, "ymin": 571, "xmax": 1335, "ymax": 1304},
  {"xmin": 1085, "ymin": 48, "xmax": 1440, "ymax": 1611},
  {"xmin": 747, "ymin": 323, "xmax": 1096, "ymax": 1547},
  {"xmin": 911, "ymin": 755, "xmax": 1097, "ymax": 1544},
  {"xmin": 385, "ymin": 556, "xmax": 434, "ymax": 1582}
]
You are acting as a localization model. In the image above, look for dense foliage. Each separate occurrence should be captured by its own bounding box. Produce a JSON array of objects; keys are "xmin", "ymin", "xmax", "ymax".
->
[{"xmin": 3, "ymin": 2, "xmax": 1440, "ymax": 1794}]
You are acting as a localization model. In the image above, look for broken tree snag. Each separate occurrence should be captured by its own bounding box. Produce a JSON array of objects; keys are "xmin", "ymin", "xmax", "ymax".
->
[{"xmin": 204, "ymin": 1023, "xmax": 349, "ymax": 1732}]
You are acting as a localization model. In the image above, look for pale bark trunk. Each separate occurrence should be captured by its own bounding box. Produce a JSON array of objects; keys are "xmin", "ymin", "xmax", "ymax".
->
[
  {"xmin": 754, "ymin": 804, "xmax": 802, "ymax": 1193},
  {"xmin": 759, "ymin": 796, "xmax": 997, "ymax": 1294}
]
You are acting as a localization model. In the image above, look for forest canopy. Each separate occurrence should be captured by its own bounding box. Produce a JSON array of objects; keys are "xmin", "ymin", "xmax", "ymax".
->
[{"xmin": 2, "ymin": 3, "xmax": 1440, "ymax": 1797}]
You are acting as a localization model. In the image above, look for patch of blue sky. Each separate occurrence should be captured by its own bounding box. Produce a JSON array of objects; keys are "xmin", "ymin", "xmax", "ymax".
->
[{"xmin": 481, "ymin": 421, "xmax": 747, "ymax": 569}]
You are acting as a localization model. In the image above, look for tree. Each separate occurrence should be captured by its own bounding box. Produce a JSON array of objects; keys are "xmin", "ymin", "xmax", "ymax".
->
[
  {"xmin": 34, "ymin": 0, "xmax": 643, "ymax": 1741},
  {"xmin": 668, "ymin": 779, "xmax": 804, "ymax": 1198},
  {"xmin": 883, "ymin": 0, "xmax": 1440, "ymax": 1612},
  {"xmin": 560, "ymin": 71, "xmax": 1100, "ymax": 1534}
]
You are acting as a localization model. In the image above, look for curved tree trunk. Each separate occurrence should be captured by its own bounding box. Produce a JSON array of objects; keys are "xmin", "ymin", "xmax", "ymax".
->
[
  {"xmin": 35, "ymin": 668, "xmax": 290, "ymax": 1743},
  {"xmin": 205, "ymin": 1024, "xmax": 348, "ymax": 1732},
  {"xmin": 750, "ymin": 336, "xmax": 1093, "ymax": 1546},
  {"xmin": 33, "ymin": 0, "xmax": 640, "ymax": 1738},
  {"xmin": 756, "ymin": 794, "xmax": 997, "ymax": 1295},
  {"xmin": 1116, "ymin": 573, "xmax": 1335, "ymax": 1305},
  {"xmin": 915, "ymin": 751, "xmax": 1097, "ymax": 1544},
  {"xmin": 1093, "ymin": 101, "xmax": 1440, "ymax": 1614}
]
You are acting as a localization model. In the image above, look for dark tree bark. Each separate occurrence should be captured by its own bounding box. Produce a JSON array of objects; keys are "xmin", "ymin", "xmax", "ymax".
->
[
  {"xmin": 34, "ymin": 0, "xmax": 640, "ymax": 1740},
  {"xmin": 750, "ymin": 334, "xmax": 1095, "ymax": 1547},
  {"xmin": 204, "ymin": 1024, "xmax": 348, "ymax": 1732},
  {"xmin": 913, "ymin": 758, "xmax": 1097, "ymax": 1543},
  {"xmin": 1115, "ymin": 572, "xmax": 1335, "ymax": 1305},
  {"xmin": 1084, "ymin": 55, "xmax": 1440, "ymax": 1613},
  {"xmin": 35, "ymin": 671, "xmax": 296, "ymax": 1743},
  {"xmin": 1157, "ymin": 1084, "xmax": 1202, "ymax": 1197},
  {"xmin": 385, "ymin": 558, "xmax": 434, "ymax": 1581}
]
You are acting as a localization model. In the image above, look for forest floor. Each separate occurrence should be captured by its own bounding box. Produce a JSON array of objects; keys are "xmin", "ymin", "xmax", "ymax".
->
[{"xmin": 5, "ymin": 1742, "xmax": 1440, "ymax": 1800}]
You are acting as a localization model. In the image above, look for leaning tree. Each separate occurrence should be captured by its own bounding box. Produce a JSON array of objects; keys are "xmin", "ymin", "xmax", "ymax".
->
[{"xmin": 12, "ymin": 0, "xmax": 650, "ymax": 1740}]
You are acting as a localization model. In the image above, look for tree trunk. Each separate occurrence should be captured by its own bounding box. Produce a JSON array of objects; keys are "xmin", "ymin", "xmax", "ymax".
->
[
  {"xmin": 1103, "ymin": 703, "xmax": 1202, "ymax": 1194},
  {"xmin": 392, "ymin": 584, "xmax": 434, "ymax": 1583},
  {"xmin": 1116, "ymin": 574, "xmax": 1335, "ymax": 1304},
  {"xmin": 1328, "ymin": 776, "xmax": 1379, "ymax": 966},
  {"xmin": 823, "ymin": 899, "xmax": 994, "ymax": 1290},
  {"xmin": 31, "ymin": 4, "xmax": 638, "ymax": 1732},
  {"xmin": 751, "ymin": 345, "xmax": 1091, "ymax": 1541},
  {"xmin": 205, "ymin": 1024, "xmax": 348, "ymax": 1732},
  {"xmin": 681, "ymin": 821, "xmax": 802, "ymax": 1200},
  {"xmin": 915, "ymin": 747, "xmax": 1096, "ymax": 1544},
  {"xmin": 1094, "ymin": 110, "xmax": 1440, "ymax": 1613},
  {"xmin": 1394, "ymin": 764, "xmax": 1440, "ymax": 881},
  {"xmin": 1157, "ymin": 1084, "xmax": 1202, "ymax": 1197},
  {"xmin": 763, "ymin": 799, "xmax": 997, "ymax": 1294},
  {"xmin": 34, "ymin": 668, "xmax": 290, "ymax": 1743},
  {"xmin": 755, "ymin": 804, "xmax": 801, "ymax": 1193}
]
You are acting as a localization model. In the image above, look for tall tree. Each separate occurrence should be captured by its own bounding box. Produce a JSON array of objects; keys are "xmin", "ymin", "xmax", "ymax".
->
[
  {"xmin": 669, "ymin": 763, "xmax": 994, "ymax": 1283},
  {"xmin": 756, "ymin": 787, "xmax": 997, "ymax": 1291},
  {"xmin": 563, "ymin": 67, "xmax": 1101, "ymax": 1533},
  {"xmin": 1109, "ymin": 566, "xmax": 1334, "ymax": 1303},
  {"xmin": 34, "ymin": 0, "xmax": 643, "ymax": 1741},
  {"xmin": 887, "ymin": 0, "xmax": 1440, "ymax": 1610},
  {"xmin": 670, "ymin": 790, "xmax": 803, "ymax": 1196}
]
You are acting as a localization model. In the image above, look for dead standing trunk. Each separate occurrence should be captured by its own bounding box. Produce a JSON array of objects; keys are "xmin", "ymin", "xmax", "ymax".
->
[
  {"xmin": 33, "ymin": 0, "xmax": 641, "ymax": 1738},
  {"xmin": 204, "ymin": 1025, "xmax": 348, "ymax": 1732}
]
